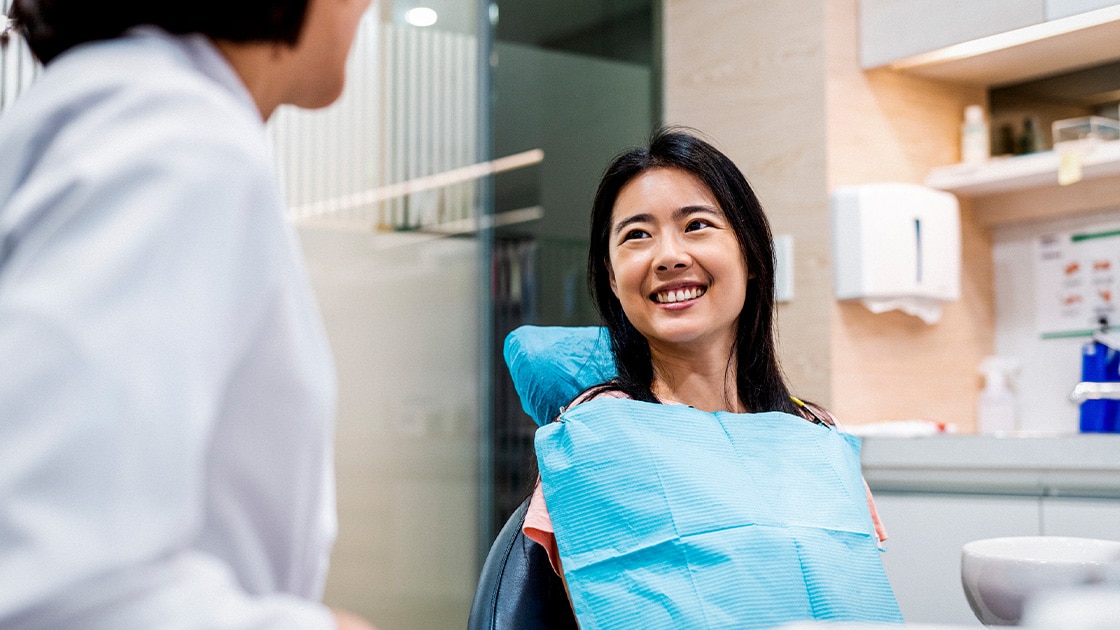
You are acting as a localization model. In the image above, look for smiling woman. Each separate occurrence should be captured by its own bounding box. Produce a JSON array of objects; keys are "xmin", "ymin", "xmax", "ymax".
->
[
  {"xmin": 585, "ymin": 127, "xmax": 794, "ymax": 414},
  {"xmin": 512, "ymin": 128, "xmax": 902, "ymax": 628}
]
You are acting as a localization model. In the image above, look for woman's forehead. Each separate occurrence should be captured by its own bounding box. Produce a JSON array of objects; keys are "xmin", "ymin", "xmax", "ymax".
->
[{"xmin": 611, "ymin": 168, "xmax": 722, "ymax": 218}]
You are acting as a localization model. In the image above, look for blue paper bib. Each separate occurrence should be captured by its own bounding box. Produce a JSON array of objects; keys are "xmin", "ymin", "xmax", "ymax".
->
[{"xmin": 536, "ymin": 398, "xmax": 903, "ymax": 629}]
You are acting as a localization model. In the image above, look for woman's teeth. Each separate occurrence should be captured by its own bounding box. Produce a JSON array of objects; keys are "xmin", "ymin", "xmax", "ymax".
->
[{"xmin": 654, "ymin": 287, "xmax": 705, "ymax": 303}]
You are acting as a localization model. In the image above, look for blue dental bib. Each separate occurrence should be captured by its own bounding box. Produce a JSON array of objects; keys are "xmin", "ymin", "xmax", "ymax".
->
[{"xmin": 535, "ymin": 398, "xmax": 903, "ymax": 629}]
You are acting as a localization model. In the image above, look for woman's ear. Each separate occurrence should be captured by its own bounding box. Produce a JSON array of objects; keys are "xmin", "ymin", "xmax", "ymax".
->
[{"xmin": 607, "ymin": 259, "xmax": 618, "ymax": 296}]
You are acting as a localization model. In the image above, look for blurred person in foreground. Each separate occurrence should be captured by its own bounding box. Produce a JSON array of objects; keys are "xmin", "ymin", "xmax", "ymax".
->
[{"xmin": 0, "ymin": 1, "xmax": 377, "ymax": 627}]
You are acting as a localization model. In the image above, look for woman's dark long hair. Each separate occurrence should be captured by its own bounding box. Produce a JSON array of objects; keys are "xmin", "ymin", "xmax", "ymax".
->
[
  {"xmin": 9, "ymin": 0, "xmax": 310, "ymax": 65},
  {"xmin": 587, "ymin": 127, "xmax": 799, "ymax": 416}
]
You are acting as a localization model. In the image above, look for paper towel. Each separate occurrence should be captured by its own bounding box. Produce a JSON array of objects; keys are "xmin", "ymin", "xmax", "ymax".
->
[{"xmin": 860, "ymin": 296, "xmax": 944, "ymax": 324}]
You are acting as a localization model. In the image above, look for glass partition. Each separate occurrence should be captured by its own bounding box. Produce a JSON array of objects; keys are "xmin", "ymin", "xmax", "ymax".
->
[
  {"xmin": 486, "ymin": 0, "xmax": 659, "ymax": 539},
  {"xmin": 273, "ymin": 3, "xmax": 496, "ymax": 627}
]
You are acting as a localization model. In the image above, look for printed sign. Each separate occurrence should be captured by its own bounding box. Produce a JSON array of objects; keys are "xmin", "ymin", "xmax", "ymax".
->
[{"xmin": 1036, "ymin": 227, "xmax": 1120, "ymax": 338}]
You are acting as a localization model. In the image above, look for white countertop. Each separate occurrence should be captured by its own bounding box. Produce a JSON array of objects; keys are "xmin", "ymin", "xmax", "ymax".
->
[{"xmin": 860, "ymin": 434, "xmax": 1120, "ymax": 498}]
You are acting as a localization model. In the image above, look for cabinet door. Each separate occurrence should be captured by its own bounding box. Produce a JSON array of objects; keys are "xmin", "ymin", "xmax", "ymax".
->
[
  {"xmin": 873, "ymin": 493, "xmax": 1040, "ymax": 626},
  {"xmin": 1045, "ymin": 0, "xmax": 1120, "ymax": 19},
  {"xmin": 1041, "ymin": 497, "xmax": 1120, "ymax": 539},
  {"xmin": 860, "ymin": 0, "xmax": 1045, "ymax": 68}
]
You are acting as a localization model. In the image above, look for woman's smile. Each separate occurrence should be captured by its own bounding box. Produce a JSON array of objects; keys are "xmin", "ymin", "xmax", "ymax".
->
[{"xmin": 651, "ymin": 284, "xmax": 707, "ymax": 305}]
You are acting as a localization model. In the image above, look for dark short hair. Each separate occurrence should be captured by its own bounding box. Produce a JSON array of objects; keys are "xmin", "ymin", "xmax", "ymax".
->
[
  {"xmin": 10, "ymin": 0, "xmax": 311, "ymax": 64},
  {"xmin": 586, "ymin": 127, "xmax": 798, "ymax": 415}
]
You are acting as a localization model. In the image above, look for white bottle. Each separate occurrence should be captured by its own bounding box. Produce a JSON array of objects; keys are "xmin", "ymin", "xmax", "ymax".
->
[
  {"xmin": 961, "ymin": 105, "xmax": 990, "ymax": 165},
  {"xmin": 977, "ymin": 356, "xmax": 1017, "ymax": 434}
]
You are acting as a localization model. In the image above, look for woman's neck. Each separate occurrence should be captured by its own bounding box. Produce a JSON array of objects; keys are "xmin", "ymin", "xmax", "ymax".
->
[
  {"xmin": 214, "ymin": 39, "xmax": 289, "ymax": 121},
  {"xmin": 648, "ymin": 340, "xmax": 744, "ymax": 413}
]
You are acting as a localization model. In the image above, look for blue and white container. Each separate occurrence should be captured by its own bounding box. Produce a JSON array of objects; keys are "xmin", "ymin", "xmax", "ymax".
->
[{"xmin": 1080, "ymin": 326, "xmax": 1120, "ymax": 433}]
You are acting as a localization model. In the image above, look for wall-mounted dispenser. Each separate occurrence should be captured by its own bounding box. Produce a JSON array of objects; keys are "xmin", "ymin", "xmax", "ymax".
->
[{"xmin": 831, "ymin": 183, "xmax": 960, "ymax": 324}]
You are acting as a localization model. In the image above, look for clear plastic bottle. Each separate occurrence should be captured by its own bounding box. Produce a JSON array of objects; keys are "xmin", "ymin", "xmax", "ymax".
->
[{"xmin": 961, "ymin": 105, "xmax": 990, "ymax": 164}]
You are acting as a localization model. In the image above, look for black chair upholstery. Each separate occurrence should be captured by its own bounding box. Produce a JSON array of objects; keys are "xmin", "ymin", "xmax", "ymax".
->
[{"xmin": 468, "ymin": 498, "xmax": 579, "ymax": 630}]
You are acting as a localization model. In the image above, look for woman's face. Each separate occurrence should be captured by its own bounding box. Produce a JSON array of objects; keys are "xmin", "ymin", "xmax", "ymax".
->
[{"xmin": 607, "ymin": 167, "xmax": 749, "ymax": 353}]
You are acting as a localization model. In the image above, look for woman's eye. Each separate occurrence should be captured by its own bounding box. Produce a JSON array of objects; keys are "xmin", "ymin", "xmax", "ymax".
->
[
  {"xmin": 623, "ymin": 229, "xmax": 649, "ymax": 241},
  {"xmin": 685, "ymin": 219, "xmax": 711, "ymax": 232}
]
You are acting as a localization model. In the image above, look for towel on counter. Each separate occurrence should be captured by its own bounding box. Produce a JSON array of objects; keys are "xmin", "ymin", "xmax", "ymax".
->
[
  {"xmin": 503, "ymin": 326, "xmax": 616, "ymax": 426},
  {"xmin": 536, "ymin": 397, "xmax": 904, "ymax": 630}
]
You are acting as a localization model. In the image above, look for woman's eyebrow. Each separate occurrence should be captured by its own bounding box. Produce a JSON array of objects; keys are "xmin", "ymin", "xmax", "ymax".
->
[{"xmin": 612, "ymin": 213, "xmax": 653, "ymax": 237}]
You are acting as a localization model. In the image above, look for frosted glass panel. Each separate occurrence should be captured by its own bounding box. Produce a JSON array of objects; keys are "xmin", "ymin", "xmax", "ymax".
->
[
  {"xmin": 271, "ymin": 5, "xmax": 489, "ymax": 629},
  {"xmin": 300, "ymin": 228, "xmax": 481, "ymax": 629}
]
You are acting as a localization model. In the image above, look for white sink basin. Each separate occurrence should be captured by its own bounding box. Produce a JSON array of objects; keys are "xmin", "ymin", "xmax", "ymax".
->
[{"xmin": 961, "ymin": 536, "xmax": 1120, "ymax": 626}]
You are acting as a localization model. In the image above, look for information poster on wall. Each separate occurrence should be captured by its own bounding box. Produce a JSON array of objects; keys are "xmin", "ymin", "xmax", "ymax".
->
[{"xmin": 1035, "ymin": 227, "xmax": 1120, "ymax": 338}]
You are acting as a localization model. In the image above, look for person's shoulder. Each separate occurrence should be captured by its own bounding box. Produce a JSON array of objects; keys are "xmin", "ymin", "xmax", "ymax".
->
[
  {"xmin": 44, "ymin": 35, "xmax": 264, "ymax": 158},
  {"xmin": 0, "ymin": 36, "xmax": 278, "ymax": 247}
]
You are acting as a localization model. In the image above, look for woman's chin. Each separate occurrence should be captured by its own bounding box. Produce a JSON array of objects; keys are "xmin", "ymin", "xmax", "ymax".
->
[{"xmin": 643, "ymin": 327, "xmax": 723, "ymax": 349}]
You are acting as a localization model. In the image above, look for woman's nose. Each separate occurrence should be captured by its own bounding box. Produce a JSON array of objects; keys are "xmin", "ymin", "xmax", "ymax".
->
[{"xmin": 654, "ymin": 235, "xmax": 691, "ymax": 271}]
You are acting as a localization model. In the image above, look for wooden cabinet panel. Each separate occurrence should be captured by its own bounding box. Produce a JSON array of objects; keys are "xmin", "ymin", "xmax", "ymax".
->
[
  {"xmin": 860, "ymin": 0, "xmax": 1045, "ymax": 68},
  {"xmin": 874, "ymin": 493, "xmax": 1040, "ymax": 626}
]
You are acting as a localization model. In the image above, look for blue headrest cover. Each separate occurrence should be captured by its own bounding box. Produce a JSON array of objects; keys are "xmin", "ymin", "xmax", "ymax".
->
[{"xmin": 503, "ymin": 326, "xmax": 618, "ymax": 427}]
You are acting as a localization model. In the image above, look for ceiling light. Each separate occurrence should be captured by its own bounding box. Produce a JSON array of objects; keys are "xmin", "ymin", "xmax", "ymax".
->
[{"xmin": 405, "ymin": 7, "xmax": 438, "ymax": 28}]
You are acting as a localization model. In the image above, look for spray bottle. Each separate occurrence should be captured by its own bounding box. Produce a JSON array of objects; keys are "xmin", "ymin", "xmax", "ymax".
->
[
  {"xmin": 1080, "ymin": 317, "xmax": 1120, "ymax": 433},
  {"xmin": 977, "ymin": 356, "xmax": 1019, "ymax": 434}
]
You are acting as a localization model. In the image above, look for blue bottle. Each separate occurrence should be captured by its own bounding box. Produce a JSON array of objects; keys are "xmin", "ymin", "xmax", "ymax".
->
[{"xmin": 1080, "ymin": 321, "xmax": 1120, "ymax": 433}]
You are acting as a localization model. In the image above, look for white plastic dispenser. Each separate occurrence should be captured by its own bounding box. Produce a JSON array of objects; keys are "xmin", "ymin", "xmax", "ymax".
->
[
  {"xmin": 831, "ymin": 183, "xmax": 961, "ymax": 324},
  {"xmin": 977, "ymin": 356, "xmax": 1019, "ymax": 434}
]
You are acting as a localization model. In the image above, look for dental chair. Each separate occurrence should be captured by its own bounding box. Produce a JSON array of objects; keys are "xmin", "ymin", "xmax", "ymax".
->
[
  {"xmin": 469, "ymin": 326, "xmax": 904, "ymax": 628},
  {"xmin": 466, "ymin": 497, "xmax": 578, "ymax": 630},
  {"xmin": 468, "ymin": 327, "xmax": 614, "ymax": 630}
]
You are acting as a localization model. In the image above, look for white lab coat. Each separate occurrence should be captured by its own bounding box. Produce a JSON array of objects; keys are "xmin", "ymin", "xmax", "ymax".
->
[{"xmin": 0, "ymin": 28, "xmax": 338, "ymax": 628}]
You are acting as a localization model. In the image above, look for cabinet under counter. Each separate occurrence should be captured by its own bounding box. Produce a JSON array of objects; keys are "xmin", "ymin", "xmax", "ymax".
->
[{"xmin": 862, "ymin": 434, "xmax": 1120, "ymax": 626}]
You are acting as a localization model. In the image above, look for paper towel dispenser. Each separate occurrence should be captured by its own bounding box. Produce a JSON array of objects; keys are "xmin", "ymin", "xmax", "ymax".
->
[{"xmin": 831, "ymin": 183, "xmax": 960, "ymax": 323}]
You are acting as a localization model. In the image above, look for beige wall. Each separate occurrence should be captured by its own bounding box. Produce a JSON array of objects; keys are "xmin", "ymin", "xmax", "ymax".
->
[
  {"xmin": 664, "ymin": 0, "xmax": 833, "ymax": 403},
  {"xmin": 664, "ymin": 0, "xmax": 995, "ymax": 430},
  {"xmin": 825, "ymin": 0, "xmax": 993, "ymax": 429}
]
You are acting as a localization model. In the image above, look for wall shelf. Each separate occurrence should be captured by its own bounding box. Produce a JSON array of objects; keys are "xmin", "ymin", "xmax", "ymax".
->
[
  {"xmin": 926, "ymin": 141, "xmax": 1120, "ymax": 225},
  {"xmin": 926, "ymin": 141, "xmax": 1120, "ymax": 196}
]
